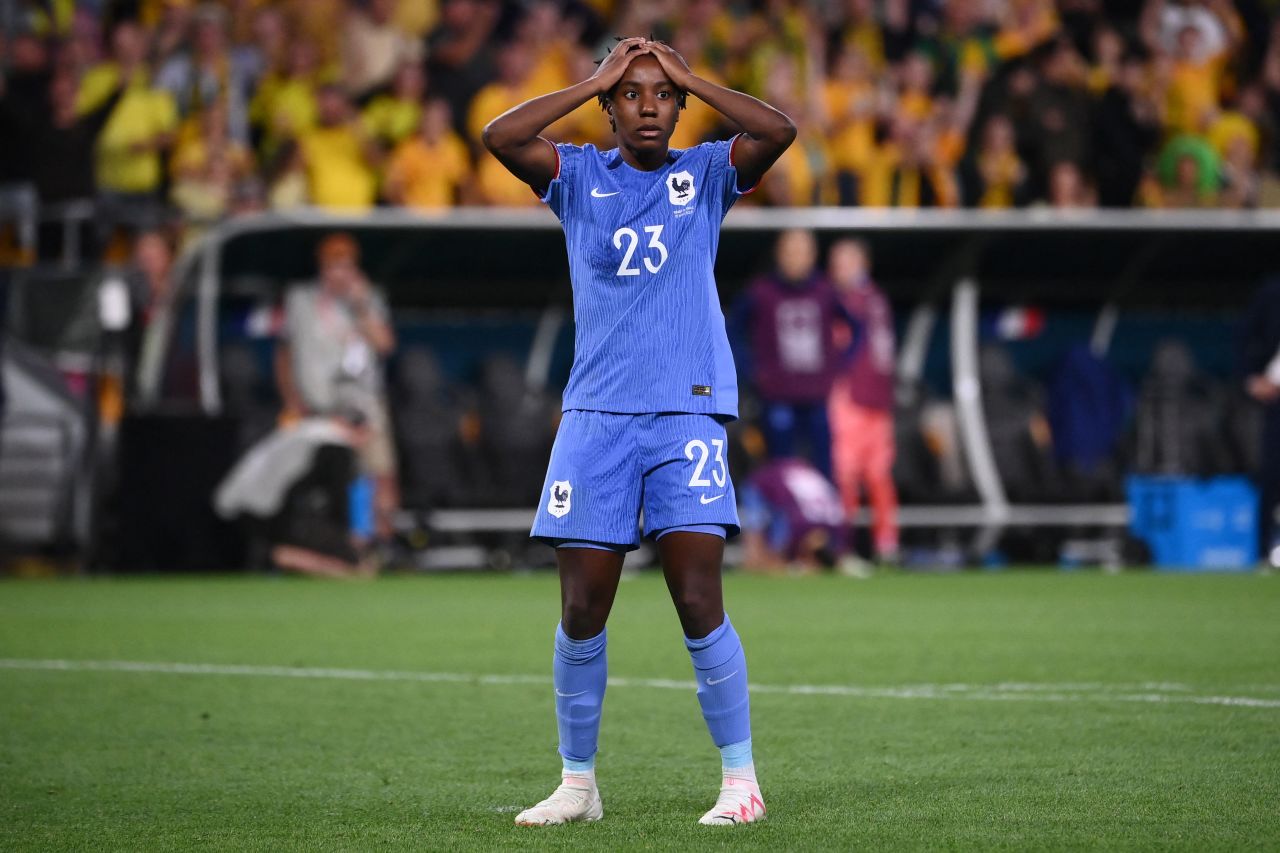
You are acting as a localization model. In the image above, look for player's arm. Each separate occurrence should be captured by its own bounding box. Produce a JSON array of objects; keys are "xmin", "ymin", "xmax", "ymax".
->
[
  {"xmin": 646, "ymin": 41, "xmax": 796, "ymax": 192},
  {"xmin": 482, "ymin": 37, "xmax": 649, "ymax": 193}
]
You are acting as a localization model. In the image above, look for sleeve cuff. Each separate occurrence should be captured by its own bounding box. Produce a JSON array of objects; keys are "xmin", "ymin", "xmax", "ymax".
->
[
  {"xmin": 728, "ymin": 134, "xmax": 758, "ymax": 196},
  {"xmin": 537, "ymin": 139, "xmax": 561, "ymax": 203}
]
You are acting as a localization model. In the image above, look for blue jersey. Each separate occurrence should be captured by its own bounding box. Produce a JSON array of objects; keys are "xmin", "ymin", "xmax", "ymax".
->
[{"xmin": 541, "ymin": 138, "xmax": 748, "ymax": 419}]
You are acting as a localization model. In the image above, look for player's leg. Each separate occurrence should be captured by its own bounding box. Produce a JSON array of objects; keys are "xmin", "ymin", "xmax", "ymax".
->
[
  {"xmin": 516, "ymin": 545, "xmax": 624, "ymax": 826},
  {"xmin": 521, "ymin": 411, "xmax": 641, "ymax": 826},
  {"xmin": 641, "ymin": 413, "xmax": 762, "ymax": 825},
  {"xmin": 829, "ymin": 390, "xmax": 865, "ymax": 520},
  {"xmin": 805, "ymin": 400, "xmax": 834, "ymax": 478},
  {"xmin": 862, "ymin": 407, "xmax": 901, "ymax": 561},
  {"xmin": 762, "ymin": 400, "xmax": 797, "ymax": 459},
  {"xmin": 658, "ymin": 531, "xmax": 765, "ymax": 825}
]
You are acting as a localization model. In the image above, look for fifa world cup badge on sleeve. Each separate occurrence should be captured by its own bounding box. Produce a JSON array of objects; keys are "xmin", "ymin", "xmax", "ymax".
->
[{"xmin": 548, "ymin": 480, "xmax": 572, "ymax": 517}]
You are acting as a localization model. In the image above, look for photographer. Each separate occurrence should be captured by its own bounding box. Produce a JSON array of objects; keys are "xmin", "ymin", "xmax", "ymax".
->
[{"xmin": 273, "ymin": 232, "xmax": 398, "ymax": 565}]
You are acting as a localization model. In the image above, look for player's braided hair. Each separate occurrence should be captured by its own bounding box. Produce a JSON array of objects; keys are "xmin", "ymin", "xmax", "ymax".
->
[{"xmin": 595, "ymin": 36, "xmax": 689, "ymax": 115}]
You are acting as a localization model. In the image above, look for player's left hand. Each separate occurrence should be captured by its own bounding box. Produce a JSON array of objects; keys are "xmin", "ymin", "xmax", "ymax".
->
[{"xmin": 645, "ymin": 40, "xmax": 696, "ymax": 91}]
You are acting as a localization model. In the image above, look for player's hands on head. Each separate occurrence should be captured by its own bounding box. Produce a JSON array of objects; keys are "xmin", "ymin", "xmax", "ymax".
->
[
  {"xmin": 645, "ymin": 40, "xmax": 695, "ymax": 90},
  {"xmin": 589, "ymin": 37, "xmax": 650, "ymax": 95}
]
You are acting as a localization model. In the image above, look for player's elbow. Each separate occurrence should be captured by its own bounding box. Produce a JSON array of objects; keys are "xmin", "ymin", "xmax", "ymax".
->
[
  {"xmin": 480, "ymin": 121, "xmax": 500, "ymax": 155},
  {"xmin": 773, "ymin": 114, "xmax": 798, "ymax": 149},
  {"xmin": 751, "ymin": 112, "xmax": 796, "ymax": 153},
  {"xmin": 481, "ymin": 119, "xmax": 512, "ymax": 157}
]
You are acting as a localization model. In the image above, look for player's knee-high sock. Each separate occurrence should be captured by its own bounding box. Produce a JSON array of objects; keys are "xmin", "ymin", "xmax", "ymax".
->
[
  {"xmin": 685, "ymin": 615, "xmax": 753, "ymax": 771},
  {"xmin": 554, "ymin": 623, "xmax": 607, "ymax": 772}
]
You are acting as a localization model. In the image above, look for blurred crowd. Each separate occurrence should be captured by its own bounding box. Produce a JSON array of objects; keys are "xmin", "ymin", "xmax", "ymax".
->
[{"xmin": 3, "ymin": 0, "xmax": 1280, "ymax": 262}]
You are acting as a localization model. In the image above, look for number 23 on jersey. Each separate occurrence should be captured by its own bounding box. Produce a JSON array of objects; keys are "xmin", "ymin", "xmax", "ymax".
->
[{"xmin": 613, "ymin": 225, "xmax": 668, "ymax": 277}]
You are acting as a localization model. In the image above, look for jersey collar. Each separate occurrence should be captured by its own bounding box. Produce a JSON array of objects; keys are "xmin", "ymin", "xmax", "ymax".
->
[{"xmin": 605, "ymin": 147, "xmax": 682, "ymax": 172}]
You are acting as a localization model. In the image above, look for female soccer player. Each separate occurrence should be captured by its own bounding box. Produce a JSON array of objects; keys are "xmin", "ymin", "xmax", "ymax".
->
[{"xmin": 483, "ymin": 37, "xmax": 795, "ymax": 827}]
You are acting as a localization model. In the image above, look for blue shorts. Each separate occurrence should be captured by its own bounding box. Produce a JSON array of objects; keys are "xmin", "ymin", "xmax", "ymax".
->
[{"xmin": 530, "ymin": 411, "xmax": 741, "ymax": 551}]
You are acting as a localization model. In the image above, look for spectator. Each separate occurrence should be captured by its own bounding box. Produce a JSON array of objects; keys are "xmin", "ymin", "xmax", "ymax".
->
[
  {"xmin": 1026, "ymin": 38, "xmax": 1092, "ymax": 198},
  {"xmin": 822, "ymin": 43, "xmax": 879, "ymax": 206},
  {"xmin": 734, "ymin": 229, "xmax": 846, "ymax": 477},
  {"xmin": 62, "ymin": 8, "xmax": 105, "ymax": 79},
  {"xmin": 960, "ymin": 114, "xmax": 1028, "ymax": 207},
  {"xmin": 1241, "ymin": 278, "xmax": 1280, "ymax": 567},
  {"xmin": 250, "ymin": 35, "xmax": 325, "ymax": 158},
  {"xmin": 1144, "ymin": 0, "xmax": 1242, "ymax": 134},
  {"xmin": 155, "ymin": 3, "xmax": 252, "ymax": 145},
  {"xmin": 1092, "ymin": 49, "xmax": 1162, "ymax": 207},
  {"xmin": 169, "ymin": 99, "xmax": 255, "ymax": 227},
  {"xmin": 425, "ymin": 0, "xmax": 501, "ymax": 131},
  {"xmin": 150, "ymin": 0, "xmax": 198, "ymax": 69},
  {"xmin": 298, "ymin": 84, "xmax": 380, "ymax": 210},
  {"xmin": 860, "ymin": 116, "xmax": 959, "ymax": 207},
  {"xmin": 0, "ymin": 27, "xmax": 49, "ymax": 260},
  {"xmin": 229, "ymin": 4, "xmax": 288, "ymax": 93},
  {"xmin": 361, "ymin": 60, "xmax": 426, "ymax": 152},
  {"xmin": 469, "ymin": 39, "xmax": 543, "ymax": 206},
  {"xmin": 2, "ymin": 0, "xmax": 1280, "ymax": 227},
  {"xmin": 1142, "ymin": 134, "xmax": 1221, "ymax": 206},
  {"xmin": 666, "ymin": 27, "xmax": 725, "ymax": 149},
  {"xmin": 79, "ymin": 21, "xmax": 178, "ymax": 206},
  {"xmin": 549, "ymin": 44, "xmax": 616, "ymax": 149},
  {"xmin": 275, "ymin": 232, "xmax": 399, "ymax": 547},
  {"xmin": 1212, "ymin": 86, "xmax": 1266, "ymax": 208},
  {"xmin": 754, "ymin": 54, "xmax": 826, "ymax": 206},
  {"xmin": 1047, "ymin": 159, "xmax": 1095, "ymax": 207},
  {"xmin": 339, "ymin": 0, "xmax": 420, "ymax": 99},
  {"xmin": 264, "ymin": 140, "xmax": 309, "ymax": 209},
  {"xmin": 0, "ymin": 69, "xmax": 123, "ymax": 260},
  {"xmin": 826, "ymin": 239, "xmax": 899, "ymax": 564},
  {"xmin": 384, "ymin": 99, "xmax": 470, "ymax": 210}
]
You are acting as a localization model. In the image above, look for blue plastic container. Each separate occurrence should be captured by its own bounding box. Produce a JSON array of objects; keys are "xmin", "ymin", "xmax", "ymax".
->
[{"xmin": 1126, "ymin": 476, "xmax": 1258, "ymax": 571}]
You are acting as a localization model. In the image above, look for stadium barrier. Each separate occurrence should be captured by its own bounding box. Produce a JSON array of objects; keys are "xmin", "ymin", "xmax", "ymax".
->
[{"xmin": 135, "ymin": 207, "xmax": 1280, "ymax": 556}]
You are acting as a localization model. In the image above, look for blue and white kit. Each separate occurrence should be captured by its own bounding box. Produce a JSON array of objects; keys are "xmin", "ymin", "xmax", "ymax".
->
[{"xmin": 529, "ymin": 138, "xmax": 752, "ymax": 548}]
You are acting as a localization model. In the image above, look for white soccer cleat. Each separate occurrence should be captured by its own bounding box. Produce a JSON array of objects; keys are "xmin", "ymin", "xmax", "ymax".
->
[
  {"xmin": 698, "ymin": 773, "xmax": 766, "ymax": 826},
  {"xmin": 514, "ymin": 772, "xmax": 603, "ymax": 826}
]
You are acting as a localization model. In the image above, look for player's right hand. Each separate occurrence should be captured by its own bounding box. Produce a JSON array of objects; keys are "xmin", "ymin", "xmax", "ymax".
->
[{"xmin": 588, "ymin": 37, "xmax": 649, "ymax": 95}]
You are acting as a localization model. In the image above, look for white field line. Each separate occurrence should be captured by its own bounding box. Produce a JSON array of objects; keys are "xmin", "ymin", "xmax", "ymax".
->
[{"xmin": 1, "ymin": 658, "xmax": 1278, "ymax": 709}]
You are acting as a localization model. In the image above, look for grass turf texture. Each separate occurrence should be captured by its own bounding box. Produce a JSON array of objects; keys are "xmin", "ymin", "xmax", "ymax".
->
[{"xmin": 0, "ymin": 571, "xmax": 1277, "ymax": 851}]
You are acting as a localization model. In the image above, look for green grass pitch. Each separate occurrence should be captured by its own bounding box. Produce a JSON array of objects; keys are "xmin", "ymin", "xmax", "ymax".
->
[{"xmin": 1, "ymin": 570, "xmax": 1278, "ymax": 851}]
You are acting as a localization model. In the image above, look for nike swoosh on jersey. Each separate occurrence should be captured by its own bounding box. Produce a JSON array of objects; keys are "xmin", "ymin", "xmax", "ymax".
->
[
  {"xmin": 590, "ymin": 187, "xmax": 621, "ymax": 198},
  {"xmin": 699, "ymin": 494, "xmax": 726, "ymax": 504},
  {"xmin": 706, "ymin": 670, "xmax": 739, "ymax": 686}
]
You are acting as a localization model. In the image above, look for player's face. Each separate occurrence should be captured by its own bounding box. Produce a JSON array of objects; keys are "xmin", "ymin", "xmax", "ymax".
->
[{"xmin": 609, "ymin": 55, "xmax": 679, "ymax": 155}]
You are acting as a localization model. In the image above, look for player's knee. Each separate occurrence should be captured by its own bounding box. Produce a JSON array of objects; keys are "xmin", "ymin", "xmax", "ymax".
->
[
  {"xmin": 561, "ymin": 599, "xmax": 608, "ymax": 639},
  {"xmin": 672, "ymin": 590, "xmax": 721, "ymax": 637}
]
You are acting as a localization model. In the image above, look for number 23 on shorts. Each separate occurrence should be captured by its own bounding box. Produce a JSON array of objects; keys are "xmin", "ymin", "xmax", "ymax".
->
[{"xmin": 684, "ymin": 438, "xmax": 727, "ymax": 490}]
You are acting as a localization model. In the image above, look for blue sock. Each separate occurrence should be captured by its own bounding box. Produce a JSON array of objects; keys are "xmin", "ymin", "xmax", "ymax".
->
[
  {"xmin": 685, "ymin": 614, "xmax": 752, "ymax": 767},
  {"xmin": 720, "ymin": 738, "xmax": 753, "ymax": 771},
  {"xmin": 554, "ymin": 623, "xmax": 607, "ymax": 771}
]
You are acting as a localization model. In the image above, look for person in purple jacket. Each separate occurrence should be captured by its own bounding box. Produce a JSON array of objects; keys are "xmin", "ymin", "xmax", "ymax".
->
[{"xmin": 734, "ymin": 229, "xmax": 851, "ymax": 478}]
